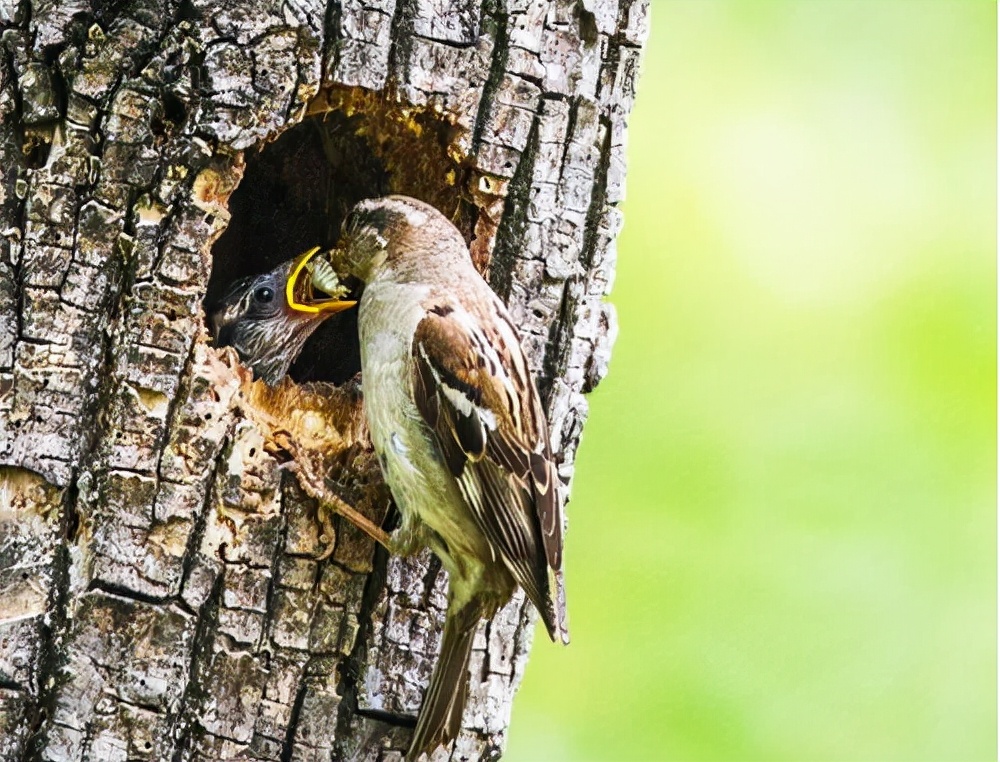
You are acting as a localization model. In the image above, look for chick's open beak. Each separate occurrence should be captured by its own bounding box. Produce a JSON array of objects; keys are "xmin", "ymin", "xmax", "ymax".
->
[{"xmin": 285, "ymin": 246, "xmax": 357, "ymax": 315}]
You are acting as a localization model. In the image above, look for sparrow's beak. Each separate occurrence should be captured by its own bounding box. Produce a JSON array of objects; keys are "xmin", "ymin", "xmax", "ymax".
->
[{"xmin": 285, "ymin": 246, "xmax": 357, "ymax": 315}]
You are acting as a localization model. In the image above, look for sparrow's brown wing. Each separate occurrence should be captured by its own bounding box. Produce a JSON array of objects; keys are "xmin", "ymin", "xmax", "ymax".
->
[{"xmin": 411, "ymin": 299, "xmax": 567, "ymax": 642}]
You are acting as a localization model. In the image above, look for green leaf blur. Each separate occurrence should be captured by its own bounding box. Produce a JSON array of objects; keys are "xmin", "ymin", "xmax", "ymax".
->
[{"xmin": 506, "ymin": 2, "xmax": 996, "ymax": 760}]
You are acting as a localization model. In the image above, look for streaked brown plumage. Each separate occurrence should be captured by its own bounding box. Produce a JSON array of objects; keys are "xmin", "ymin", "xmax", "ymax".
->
[{"xmin": 333, "ymin": 195, "xmax": 567, "ymax": 759}]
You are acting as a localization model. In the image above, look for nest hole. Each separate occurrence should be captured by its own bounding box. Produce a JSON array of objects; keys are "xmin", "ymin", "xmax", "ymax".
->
[{"xmin": 205, "ymin": 87, "xmax": 478, "ymax": 385}]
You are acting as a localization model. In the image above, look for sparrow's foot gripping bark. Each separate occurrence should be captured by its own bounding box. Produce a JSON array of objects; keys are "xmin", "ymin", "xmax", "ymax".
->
[
  {"xmin": 314, "ymin": 491, "xmax": 394, "ymax": 558},
  {"xmin": 276, "ymin": 434, "xmax": 392, "ymax": 555}
]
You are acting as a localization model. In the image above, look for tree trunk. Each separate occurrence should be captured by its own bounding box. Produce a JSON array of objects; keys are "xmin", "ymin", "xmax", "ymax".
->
[{"xmin": 0, "ymin": 1, "xmax": 648, "ymax": 759}]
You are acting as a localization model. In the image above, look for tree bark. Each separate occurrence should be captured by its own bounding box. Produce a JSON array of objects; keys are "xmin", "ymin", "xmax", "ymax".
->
[{"xmin": 0, "ymin": 1, "xmax": 648, "ymax": 759}]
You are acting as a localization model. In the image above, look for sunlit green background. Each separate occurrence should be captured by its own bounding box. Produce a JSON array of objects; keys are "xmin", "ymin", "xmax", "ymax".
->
[{"xmin": 507, "ymin": 2, "xmax": 996, "ymax": 760}]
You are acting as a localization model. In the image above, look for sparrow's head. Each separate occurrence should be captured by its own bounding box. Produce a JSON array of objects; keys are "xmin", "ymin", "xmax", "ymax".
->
[
  {"xmin": 210, "ymin": 253, "xmax": 353, "ymax": 385},
  {"xmin": 334, "ymin": 196, "xmax": 465, "ymax": 282}
]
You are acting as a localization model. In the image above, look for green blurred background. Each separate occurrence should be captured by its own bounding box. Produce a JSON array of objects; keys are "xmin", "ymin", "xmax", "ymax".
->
[{"xmin": 506, "ymin": 2, "xmax": 996, "ymax": 760}]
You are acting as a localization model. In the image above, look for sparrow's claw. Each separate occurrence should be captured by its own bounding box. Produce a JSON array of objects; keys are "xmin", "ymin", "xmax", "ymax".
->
[
  {"xmin": 314, "ymin": 504, "xmax": 338, "ymax": 561},
  {"xmin": 322, "ymin": 493, "xmax": 392, "ymax": 551},
  {"xmin": 279, "ymin": 438, "xmax": 392, "ymax": 553}
]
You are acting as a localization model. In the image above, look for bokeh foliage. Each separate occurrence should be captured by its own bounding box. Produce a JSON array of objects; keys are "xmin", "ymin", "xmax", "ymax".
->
[{"xmin": 507, "ymin": 2, "xmax": 997, "ymax": 760}]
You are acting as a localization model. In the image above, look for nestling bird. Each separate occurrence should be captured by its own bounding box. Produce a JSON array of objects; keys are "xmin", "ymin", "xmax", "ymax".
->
[
  {"xmin": 209, "ymin": 251, "xmax": 390, "ymax": 550},
  {"xmin": 209, "ymin": 247, "xmax": 356, "ymax": 385},
  {"xmin": 214, "ymin": 196, "xmax": 568, "ymax": 759}
]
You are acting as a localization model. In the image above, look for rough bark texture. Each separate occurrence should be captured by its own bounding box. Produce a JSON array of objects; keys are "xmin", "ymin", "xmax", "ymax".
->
[{"xmin": 0, "ymin": 1, "xmax": 648, "ymax": 759}]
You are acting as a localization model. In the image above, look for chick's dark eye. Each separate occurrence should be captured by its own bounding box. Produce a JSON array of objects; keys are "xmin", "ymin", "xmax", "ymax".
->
[{"xmin": 254, "ymin": 286, "xmax": 275, "ymax": 303}]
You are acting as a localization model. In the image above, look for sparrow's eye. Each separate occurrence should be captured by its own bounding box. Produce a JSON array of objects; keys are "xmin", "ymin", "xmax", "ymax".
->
[{"xmin": 253, "ymin": 286, "xmax": 275, "ymax": 303}]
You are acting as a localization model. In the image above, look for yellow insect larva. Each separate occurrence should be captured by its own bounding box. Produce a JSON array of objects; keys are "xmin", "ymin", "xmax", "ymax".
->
[{"xmin": 307, "ymin": 255, "xmax": 350, "ymax": 301}]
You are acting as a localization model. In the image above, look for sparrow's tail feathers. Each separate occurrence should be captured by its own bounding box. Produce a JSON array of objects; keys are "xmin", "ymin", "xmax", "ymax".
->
[
  {"xmin": 406, "ymin": 602, "xmax": 480, "ymax": 760},
  {"xmin": 547, "ymin": 567, "xmax": 570, "ymax": 645}
]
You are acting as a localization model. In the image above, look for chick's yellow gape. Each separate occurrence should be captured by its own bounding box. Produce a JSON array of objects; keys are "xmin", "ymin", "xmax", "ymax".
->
[{"xmin": 285, "ymin": 246, "xmax": 355, "ymax": 314}]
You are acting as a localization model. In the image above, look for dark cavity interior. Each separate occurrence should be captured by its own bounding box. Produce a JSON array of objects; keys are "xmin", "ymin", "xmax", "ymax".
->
[{"xmin": 205, "ymin": 88, "xmax": 478, "ymax": 384}]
